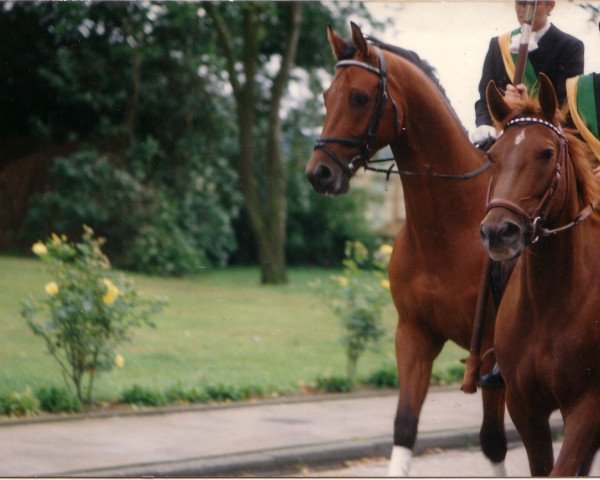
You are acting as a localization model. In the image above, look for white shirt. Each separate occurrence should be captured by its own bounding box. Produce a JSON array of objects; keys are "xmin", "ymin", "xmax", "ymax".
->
[{"xmin": 509, "ymin": 22, "xmax": 552, "ymax": 54}]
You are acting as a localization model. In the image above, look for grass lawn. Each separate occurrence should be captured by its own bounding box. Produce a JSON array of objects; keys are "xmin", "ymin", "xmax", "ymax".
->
[{"xmin": 0, "ymin": 255, "xmax": 466, "ymax": 402}]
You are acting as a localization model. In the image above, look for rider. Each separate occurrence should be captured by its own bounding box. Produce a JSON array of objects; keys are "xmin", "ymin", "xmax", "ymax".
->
[
  {"xmin": 471, "ymin": 0, "xmax": 585, "ymax": 150},
  {"xmin": 473, "ymin": 0, "xmax": 585, "ymax": 389}
]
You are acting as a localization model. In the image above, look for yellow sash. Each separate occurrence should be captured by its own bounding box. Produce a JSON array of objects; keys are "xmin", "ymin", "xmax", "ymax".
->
[
  {"xmin": 498, "ymin": 33, "xmax": 515, "ymax": 82},
  {"xmin": 566, "ymin": 76, "xmax": 600, "ymax": 162}
]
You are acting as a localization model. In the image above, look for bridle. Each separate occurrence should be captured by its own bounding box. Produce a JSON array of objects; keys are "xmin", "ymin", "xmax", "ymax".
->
[
  {"xmin": 313, "ymin": 47, "xmax": 399, "ymax": 177},
  {"xmin": 313, "ymin": 45, "xmax": 491, "ymax": 181},
  {"xmin": 485, "ymin": 116, "xmax": 594, "ymax": 246}
]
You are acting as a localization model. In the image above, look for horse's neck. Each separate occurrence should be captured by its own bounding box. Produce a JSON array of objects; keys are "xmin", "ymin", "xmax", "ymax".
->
[
  {"xmin": 388, "ymin": 60, "xmax": 487, "ymax": 235},
  {"xmin": 521, "ymin": 160, "xmax": 595, "ymax": 299}
]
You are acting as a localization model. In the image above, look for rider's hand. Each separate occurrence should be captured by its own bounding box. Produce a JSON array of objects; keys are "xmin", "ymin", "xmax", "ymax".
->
[
  {"xmin": 504, "ymin": 84, "xmax": 528, "ymax": 109},
  {"xmin": 469, "ymin": 125, "xmax": 497, "ymax": 145}
]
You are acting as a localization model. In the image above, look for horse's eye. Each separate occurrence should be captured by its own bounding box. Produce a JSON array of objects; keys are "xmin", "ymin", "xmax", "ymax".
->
[
  {"xmin": 538, "ymin": 148, "xmax": 554, "ymax": 162},
  {"xmin": 349, "ymin": 91, "xmax": 369, "ymax": 108}
]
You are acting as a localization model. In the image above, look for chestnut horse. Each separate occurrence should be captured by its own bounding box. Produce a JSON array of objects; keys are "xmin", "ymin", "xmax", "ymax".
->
[
  {"xmin": 305, "ymin": 23, "xmax": 507, "ymax": 476},
  {"xmin": 481, "ymin": 74, "xmax": 600, "ymax": 476}
]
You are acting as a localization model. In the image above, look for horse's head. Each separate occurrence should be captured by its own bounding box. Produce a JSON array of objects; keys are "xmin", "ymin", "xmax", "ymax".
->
[
  {"xmin": 480, "ymin": 73, "xmax": 569, "ymax": 260},
  {"xmin": 305, "ymin": 22, "xmax": 399, "ymax": 195}
]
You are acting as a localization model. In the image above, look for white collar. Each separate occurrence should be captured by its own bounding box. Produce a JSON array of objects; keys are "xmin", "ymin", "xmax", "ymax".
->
[
  {"xmin": 509, "ymin": 23, "xmax": 551, "ymax": 54},
  {"xmin": 533, "ymin": 22, "xmax": 551, "ymax": 42}
]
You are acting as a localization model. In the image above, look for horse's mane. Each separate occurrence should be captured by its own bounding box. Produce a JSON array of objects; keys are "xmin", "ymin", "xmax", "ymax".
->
[
  {"xmin": 365, "ymin": 36, "xmax": 449, "ymax": 100},
  {"xmin": 500, "ymin": 98, "xmax": 600, "ymax": 208},
  {"xmin": 335, "ymin": 35, "xmax": 467, "ymax": 133}
]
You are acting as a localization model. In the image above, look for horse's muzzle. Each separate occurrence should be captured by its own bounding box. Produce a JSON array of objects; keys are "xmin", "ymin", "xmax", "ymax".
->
[
  {"xmin": 305, "ymin": 160, "xmax": 349, "ymax": 195},
  {"xmin": 480, "ymin": 214, "xmax": 524, "ymax": 261}
]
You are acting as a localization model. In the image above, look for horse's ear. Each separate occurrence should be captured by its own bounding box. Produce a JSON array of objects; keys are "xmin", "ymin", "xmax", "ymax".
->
[
  {"xmin": 538, "ymin": 73, "xmax": 558, "ymax": 123},
  {"xmin": 350, "ymin": 21, "xmax": 369, "ymax": 58},
  {"xmin": 486, "ymin": 80, "xmax": 512, "ymax": 124},
  {"xmin": 327, "ymin": 24, "xmax": 346, "ymax": 60}
]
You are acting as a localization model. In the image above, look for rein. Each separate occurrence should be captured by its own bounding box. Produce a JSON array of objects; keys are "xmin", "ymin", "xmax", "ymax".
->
[
  {"xmin": 486, "ymin": 116, "xmax": 594, "ymax": 245},
  {"xmin": 314, "ymin": 46, "xmax": 491, "ymax": 181}
]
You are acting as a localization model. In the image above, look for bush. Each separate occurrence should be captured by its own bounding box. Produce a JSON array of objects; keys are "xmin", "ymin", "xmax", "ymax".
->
[
  {"xmin": 0, "ymin": 389, "xmax": 40, "ymax": 417},
  {"xmin": 120, "ymin": 385, "xmax": 167, "ymax": 407},
  {"xmin": 204, "ymin": 384, "xmax": 243, "ymax": 402},
  {"xmin": 315, "ymin": 375, "xmax": 353, "ymax": 393},
  {"xmin": 21, "ymin": 227, "xmax": 166, "ymax": 404},
  {"xmin": 431, "ymin": 363, "xmax": 466, "ymax": 385},
  {"xmin": 312, "ymin": 241, "xmax": 392, "ymax": 382},
  {"xmin": 366, "ymin": 365, "xmax": 399, "ymax": 389},
  {"xmin": 35, "ymin": 386, "xmax": 82, "ymax": 413},
  {"xmin": 165, "ymin": 383, "xmax": 209, "ymax": 404},
  {"xmin": 22, "ymin": 145, "xmax": 242, "ymax": 276}
]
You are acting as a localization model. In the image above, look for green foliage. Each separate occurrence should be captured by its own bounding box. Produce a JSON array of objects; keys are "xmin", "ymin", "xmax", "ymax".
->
[
  {"xmin": 165, "ymin": 383, "xmax": 209, "ymax": 404},
  {"xmin": 312, "ymin": 241, "xmax": 392, "ymax": 382},
  {"xmin": 365, "ymin": 364, "xmax": 399, "ymax": 389},
  {"xmin": 283, "ymin": 106, "xmax": 382, "ymax": 267},
  {"xmin": 0, "ymin": 389, "xmax": 40, "ymax": 417},
  {"xmin": 315, "ymin": 375, "xmax": 354, "ymax": 393},
  {"xmin": 21, "ymin": 227, "xmax": 166, "ymax": 403},
  {"xmin": 431, "ymin": 363, "xmax": 466, "ymax": 385},
  {"xmin": 35, "ymin": 386, "xmax": 82, "ymax": 413},
  {"xmin": 120, "ymin": 385, "xmax": 167, "ymax": 407}
]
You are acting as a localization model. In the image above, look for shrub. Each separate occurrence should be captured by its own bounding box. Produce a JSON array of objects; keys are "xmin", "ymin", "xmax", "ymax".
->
[
  {"xmin": 431, "ymin": 363, "xmax": 466, "ymax": 385},
  {"xmin": 315, "ymin": 375, "xmax": 353, "ymax": 393},
  {"xmin": 204, "ymin": 384, "xmax": 244, "ymax": 402},
  {"xmin": 165, "ymin": 383, "xmax": 209, "ymax": 404},
  {"xmin": 366, "ymin": 365, "xmax": 399, "ymax": 389},
  {"xmin": 21, "ymin": 227, "xmax": 166, "ymax": 404},
  {"xmin": 35, "ymin": 386, "xmax": 82, "ymax": 413},
  {"xmin": 312, "ymin": 241, "xmax": 392, "ymax": 382},
  {"xmin": 120, "ymin": 385, "xmax": 167, "ymax": 407},
  {"xmin": 0, "ymin": 389, "xmax": 40, "ymax": 417}
]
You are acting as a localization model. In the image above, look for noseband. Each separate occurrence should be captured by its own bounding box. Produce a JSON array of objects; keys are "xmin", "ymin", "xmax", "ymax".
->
[
  {"xmin": 313, "ymin": 47, "xmax": 399, "ymax": 177},
  {"xmin": 486, "ymin": 117, "xmax": 593, "ymax": 245}
]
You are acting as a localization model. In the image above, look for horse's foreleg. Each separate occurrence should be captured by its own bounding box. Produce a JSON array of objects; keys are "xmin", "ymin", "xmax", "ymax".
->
[
  {"xmin": 551, "ymin": 400, "xmax": 600, "ymax": 477},
  {"xmin": 506, "ymin": 392, "xmax": 554, "ymax": 476},
  {"xmin": 388, "ymin": 321, "xmax": 442, "ymax": 477},
  {"xmin": 480, "ymin": 375, "xmax": 508, "ymax": 475}
]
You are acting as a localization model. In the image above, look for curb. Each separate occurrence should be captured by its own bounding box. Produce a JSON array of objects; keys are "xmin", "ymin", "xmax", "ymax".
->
[
  {"xmin": 0, "ymin": 388, "xmax": 401, "ymax": 428},
  {"xmin": 48, "ymin": 420, "xmax": 564, "ymax": 477}
]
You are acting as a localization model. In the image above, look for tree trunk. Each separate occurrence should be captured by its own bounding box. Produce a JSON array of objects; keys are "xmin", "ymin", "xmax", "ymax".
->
[{"xmin": 205, "ymin": 2, "xmax": 303, "ymax": 285}]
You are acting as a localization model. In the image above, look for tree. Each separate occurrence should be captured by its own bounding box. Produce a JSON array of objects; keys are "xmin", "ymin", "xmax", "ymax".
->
[
  {"xmin": 204, "ymin": 2, "xmax": 301, "ymax": 284},
  {"xmin": 0, "ymin": 2, "xmax": 241, "ymax": 274}
]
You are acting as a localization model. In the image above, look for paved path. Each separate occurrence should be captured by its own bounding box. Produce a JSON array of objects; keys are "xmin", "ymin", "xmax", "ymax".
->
[
  {"xmin": 313, "ymin": 442, "xmax": 600, "ymax": 477},
  {"xmin": 0, "ymin": 386, "xmax": 562, "ymax": 477}
]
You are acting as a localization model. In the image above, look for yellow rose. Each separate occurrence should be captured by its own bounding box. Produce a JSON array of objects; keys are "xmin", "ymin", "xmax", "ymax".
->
[
  {"xmin": 337, "ymin": 276, "xmax": 349, "ymax": 287},
  {"xmin": 380, "ymin": 279, "xmax": 391, "ymax": 290},
  {"xmin": 379, "ymin": 244, "xmax": 393, "ymax": 256},
  {"xmin": 50, "ymin": 233, "xmax": 62, "ymax": 245},
  {"xmin": 102, "ymin": 278, "xmax": 120, "ymax": 305},
  {"xmin": 45, "ymin": 282, "xmax": 59, "ymax": 296},
  {"xmin": 114, "ymin": 354, "xmax": 125, "ymax": 368},
  {"xmin": 32, "ymin": 241, "xmax": 48, "ymax": 256}
]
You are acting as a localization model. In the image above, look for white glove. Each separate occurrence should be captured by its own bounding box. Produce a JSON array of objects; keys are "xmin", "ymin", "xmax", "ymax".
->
[{"xmin": 469, "ymin": 125, "xmax": 497, "ymax": 145}]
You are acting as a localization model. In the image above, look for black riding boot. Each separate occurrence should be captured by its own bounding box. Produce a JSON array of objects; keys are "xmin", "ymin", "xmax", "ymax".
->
[{"xmin": 479, "ymin": 363, "xmax": 505, "ymax": 389}]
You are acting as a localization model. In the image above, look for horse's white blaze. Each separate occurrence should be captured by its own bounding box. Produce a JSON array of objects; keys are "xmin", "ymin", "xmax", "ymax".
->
[
  {"xmin": 388, "ymin": 445, "xmax": 412, "ymax": 477},
  {"xmin": 491, "ymin": 461, "xmax": 507, "ymax": 477},
  {"xmin": 514, "ymin": 130, "xmax": 526, "ymax": 146}
]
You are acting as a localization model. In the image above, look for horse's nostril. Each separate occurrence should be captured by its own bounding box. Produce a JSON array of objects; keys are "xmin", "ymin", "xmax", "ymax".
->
[
  {"xmin": 316, "ymin": 164, "xmax": 332, "ymax": 182},
  {"xmin": 480, "ymin": 224, "xmax": 490, "ymax": 244},
  {"xmin": 498, "ymin": 221, "xmax": 521, "ymax": 242}
]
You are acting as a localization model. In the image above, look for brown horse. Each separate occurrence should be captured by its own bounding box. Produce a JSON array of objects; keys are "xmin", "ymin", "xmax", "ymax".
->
[
  {"xmin": 305, "ymin": 23, "xmax": 507, "ymax": 476},
  {"xmin": 480, "ymin": 73, "xmax": 600, "ymax": 476}
]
